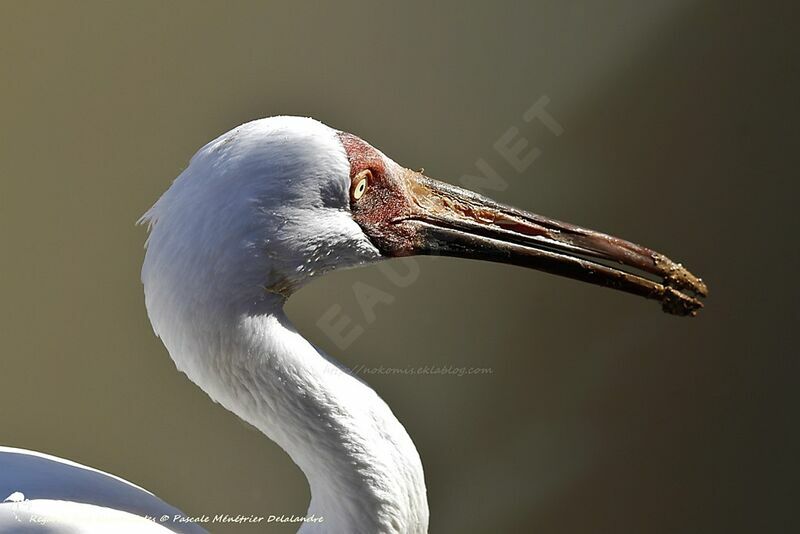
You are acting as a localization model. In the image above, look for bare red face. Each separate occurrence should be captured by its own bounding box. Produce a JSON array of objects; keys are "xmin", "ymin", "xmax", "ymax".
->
[
  {"xmin": 336, "ymin": 131, "xmax": 708, "ymax": 317},
  {"xmin": 337, "ymin": 132, "xmax": 422, "ymax": 256}
]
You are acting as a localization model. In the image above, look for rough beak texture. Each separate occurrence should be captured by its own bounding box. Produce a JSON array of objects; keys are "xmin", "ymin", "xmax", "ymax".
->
[{"xmin": 392, "ymin": 171, "xmax": 708, "ymax": 316}]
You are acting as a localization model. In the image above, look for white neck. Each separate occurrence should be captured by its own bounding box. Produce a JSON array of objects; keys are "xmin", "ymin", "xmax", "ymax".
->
[
  {"xmin": 140, "ymin": 116, "xmax": 428, "ymax": 532},
  {"xmin": 150, "ymin": 290, "xmax": 428, "ymax": 533}
]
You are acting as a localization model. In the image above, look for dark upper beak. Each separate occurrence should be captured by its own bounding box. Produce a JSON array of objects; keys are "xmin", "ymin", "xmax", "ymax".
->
[{"xmin": 393, "ymin": 171, "xmax": 708, "ymax": 316}]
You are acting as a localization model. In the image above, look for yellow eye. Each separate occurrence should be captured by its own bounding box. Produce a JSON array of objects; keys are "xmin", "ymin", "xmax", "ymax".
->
[{"xmin": 352, "ymin": 170, "xmax": 371, "ymax": 201}]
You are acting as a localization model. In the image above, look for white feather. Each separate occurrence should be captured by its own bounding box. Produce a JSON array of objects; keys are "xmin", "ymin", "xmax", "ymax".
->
[
  {"xmin": 0, "ymin": 446, "xmax": 203, "ymax": 533},
  {"xmin": 141, "ymin": 116, "xmax": 428, "ymax": 533}
]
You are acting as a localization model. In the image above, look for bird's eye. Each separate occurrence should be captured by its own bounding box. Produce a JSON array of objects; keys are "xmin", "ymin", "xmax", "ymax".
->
[{"xmin": 351, "ymin": 170, "xmax": 371, "ymax": 201}]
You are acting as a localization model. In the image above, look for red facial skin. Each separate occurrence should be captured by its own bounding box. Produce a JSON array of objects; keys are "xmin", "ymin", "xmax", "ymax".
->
[{"xmin": 337, "ymin": 131, "xmax": 422, "ymax": 256}]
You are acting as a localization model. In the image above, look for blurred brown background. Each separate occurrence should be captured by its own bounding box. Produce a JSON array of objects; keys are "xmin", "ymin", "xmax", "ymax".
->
[{"xmin": 1, "ymin": 1, "xmax": 797, "ymax": 533}]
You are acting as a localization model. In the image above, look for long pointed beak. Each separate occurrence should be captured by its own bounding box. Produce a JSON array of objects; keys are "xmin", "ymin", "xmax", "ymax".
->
[{"xmin": 394, "ymin": 172, "xmax": 708, "ymax": 316}]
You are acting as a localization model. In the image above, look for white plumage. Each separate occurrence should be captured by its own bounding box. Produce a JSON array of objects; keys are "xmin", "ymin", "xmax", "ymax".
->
[
  {"xmin": 2, "ymin": 117, "xmax": 428, "ymax": 534},
  {"xmin": 0, "ymin": 446, "xmax": 203, "ymax": 533},
  {"xmin": 140, "ymin": 116, "xmax": 428, "ymax": 533}
]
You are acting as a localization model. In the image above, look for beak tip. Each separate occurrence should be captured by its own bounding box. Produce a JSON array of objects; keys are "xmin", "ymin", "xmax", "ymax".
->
[
  {"xmin": 653, "ymin": 254, "xmax": 709, "ymax": 300},
  {"xmin": 660, "ymin": 286, "xmax": 706, "ymax": 317}
]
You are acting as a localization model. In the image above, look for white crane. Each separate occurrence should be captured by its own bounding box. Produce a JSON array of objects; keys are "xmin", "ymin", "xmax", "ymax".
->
[{"xmin": 0, "ymin": 116, "xmax": 706, "ymax": 533}]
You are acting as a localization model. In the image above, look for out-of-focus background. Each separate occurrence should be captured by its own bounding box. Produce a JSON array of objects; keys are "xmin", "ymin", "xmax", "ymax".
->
[{"xmin": 1, "ymin": 1, "xmax": 796, "ymax": 532}]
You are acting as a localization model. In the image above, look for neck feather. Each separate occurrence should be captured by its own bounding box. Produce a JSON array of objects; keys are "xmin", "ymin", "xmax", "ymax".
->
[{"xmin": 149, "ymin": 291, "xmax": 428, "ymax": 533}]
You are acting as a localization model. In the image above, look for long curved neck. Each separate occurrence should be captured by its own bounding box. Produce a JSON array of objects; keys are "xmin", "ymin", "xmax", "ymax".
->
[{"xmin": 156, "ymin": 294, "xmax": 428, "ymax": 533}]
